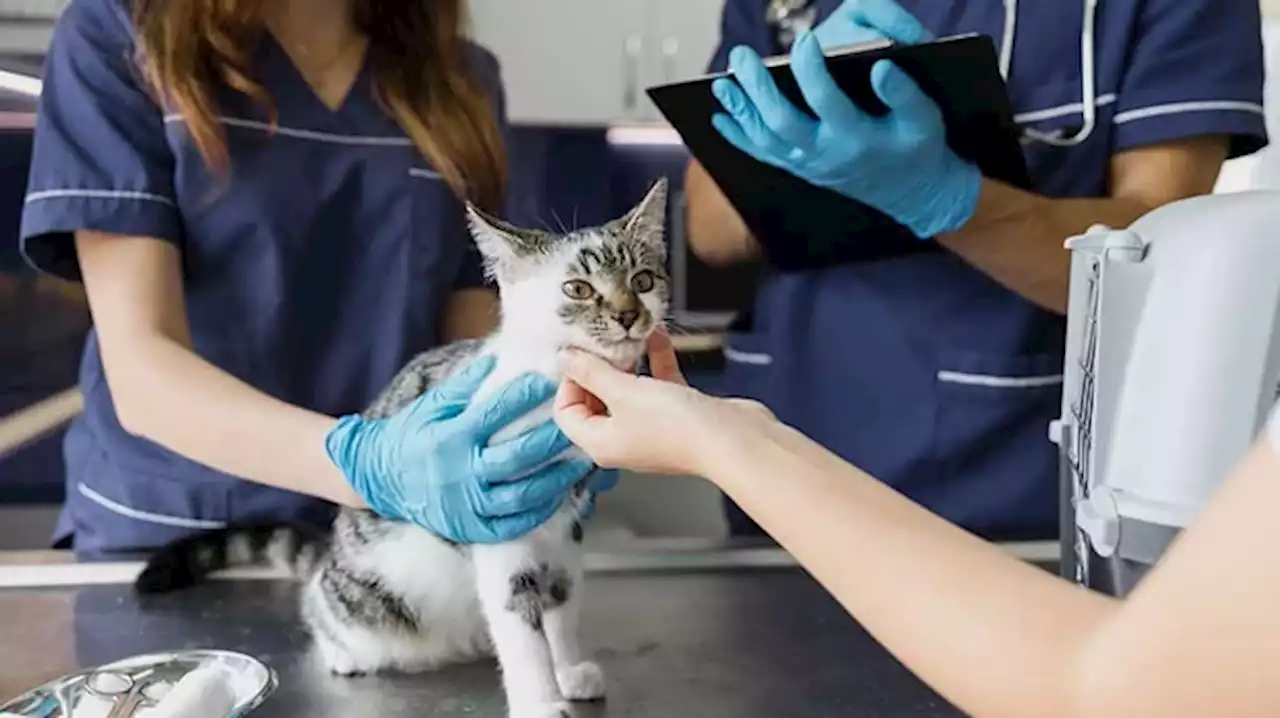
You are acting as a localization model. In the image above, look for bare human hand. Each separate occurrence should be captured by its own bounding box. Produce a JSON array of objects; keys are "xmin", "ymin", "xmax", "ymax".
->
[{"xmin": 554, "ymin": 329, "xmax": 776, "ymax": 476}]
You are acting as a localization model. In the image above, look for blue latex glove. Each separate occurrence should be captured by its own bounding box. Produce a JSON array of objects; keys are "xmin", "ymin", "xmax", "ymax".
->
[
  {"xmin": 710, "ymin": 24, "xmax": 981, "ymax": 238},
  {"xmin": 325, "ymin": 354, "xmax": 597, "ymax": 543},
  {"xmin": 578, "ymin": 466, "xmax": 620, "ymax": 520},
  {"xmin": 586, "ymin": 467, "xmax": 620, "ymax": 494},
  {"xmin": 812, "ymin": 0, "xmax": 933, "ymax": 47}
]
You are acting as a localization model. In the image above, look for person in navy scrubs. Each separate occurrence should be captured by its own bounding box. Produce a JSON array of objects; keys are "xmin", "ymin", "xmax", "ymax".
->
[
  {"xmin": 687, "ymin": 0, "xmax": 1268, "ymax": 540},
  {"xmin": 18, "ymin": 0, "xmax": 609, "ymax": 559}
]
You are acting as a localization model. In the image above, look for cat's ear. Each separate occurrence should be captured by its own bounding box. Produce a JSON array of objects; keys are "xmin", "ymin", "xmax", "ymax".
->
[
  {"xmin": 611, "ymin": 177, "xmax": 669, "ymax": 246},
  {"xmin": 464, "ymin": 204, "xmax": 555, "ymax": 280}
]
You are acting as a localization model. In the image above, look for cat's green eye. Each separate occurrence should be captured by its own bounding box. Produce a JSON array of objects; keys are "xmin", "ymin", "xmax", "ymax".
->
[
  {"xmin": 630, "ymin": 270, "xmax": 656, "ymax": 293},
  {"xmin": 562, "ymin": 279, "xmax": 596, "ymax": 300}
]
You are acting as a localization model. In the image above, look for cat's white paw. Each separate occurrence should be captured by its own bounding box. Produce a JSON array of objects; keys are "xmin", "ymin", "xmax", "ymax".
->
[
  {"xmin": 511, "ymin": 701, "xmax": 575, "ymax": 718},
  {"xmin": 314, "ymin": 639, "xmax": 375, "ymax": 677},
  {"xmin": 556, "ymin": 661, "xmax": 606, "ymax": 701},
  {"xmin": 320, "ymin": 648, "xmax": 366, "ymax": 677}
]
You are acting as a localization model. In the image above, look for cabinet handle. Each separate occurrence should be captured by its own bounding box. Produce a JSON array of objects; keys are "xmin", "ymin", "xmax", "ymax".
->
[
  {"xmin": 623, "ymin": 34, "xmax": 643, "ymax": 113},
  {"xmin": 661, "ymin": 36, "xmax": 679, "ymax": 83}
]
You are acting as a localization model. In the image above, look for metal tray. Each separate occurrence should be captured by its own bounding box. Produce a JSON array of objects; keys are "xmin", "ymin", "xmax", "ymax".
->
[{"xmin": 1, "ymin": 649, "xmax": 277, "ymax": 717}]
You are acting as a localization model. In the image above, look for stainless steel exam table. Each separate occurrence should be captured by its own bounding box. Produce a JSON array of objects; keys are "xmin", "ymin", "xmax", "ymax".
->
[{"xmin": 0, "ymin": 540, "xmax": 1058, "ymax": 717}]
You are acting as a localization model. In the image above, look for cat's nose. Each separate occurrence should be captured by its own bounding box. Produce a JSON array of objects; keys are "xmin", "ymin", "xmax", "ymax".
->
[{"xmin": 614, "ymin": 310, "xmax": 639, "ymax": 330}]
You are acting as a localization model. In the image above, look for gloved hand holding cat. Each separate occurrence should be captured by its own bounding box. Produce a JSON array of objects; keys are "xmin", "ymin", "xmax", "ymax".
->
[{"xmin": 325, "ymin": 354, "xmax": 600, "ymax": 544}]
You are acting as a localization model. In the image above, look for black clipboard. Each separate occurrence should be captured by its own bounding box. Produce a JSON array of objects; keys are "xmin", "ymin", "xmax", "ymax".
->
[{"xmin": 646, "ymin": 33, "xmax": 1031, "ymax": 271}]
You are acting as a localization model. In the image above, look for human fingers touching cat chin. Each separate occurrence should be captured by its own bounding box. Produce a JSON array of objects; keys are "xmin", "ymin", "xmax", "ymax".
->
[
  {"xmin": 644, "ymin": 328, "xmax": 688, "ymax": 386},
  {"xmin": 553, "ymin": 348, "xmax": 715, "ymax": 476}
]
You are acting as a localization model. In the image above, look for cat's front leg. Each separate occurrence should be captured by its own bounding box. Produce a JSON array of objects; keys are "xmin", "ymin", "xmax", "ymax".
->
[
  {"xmin": 542, "ymin": 560, "xmax": 606, "ymax": 701},
  {"xmin": 472, "ymin": 542, "xmax": 573, "ymax": 718}
]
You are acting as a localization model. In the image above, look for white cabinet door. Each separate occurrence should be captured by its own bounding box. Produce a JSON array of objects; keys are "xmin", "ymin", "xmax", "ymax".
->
[
  {"xmin": 639, "ymin": 0, "xmax": 726, "ymax": 121},
  {"xmin": 468, "ymin": 0, "xmax": 650, "ymax": 126},
  {"xmin": 0, "ymin": 0, "xmax": 65, "ymax": 55}
]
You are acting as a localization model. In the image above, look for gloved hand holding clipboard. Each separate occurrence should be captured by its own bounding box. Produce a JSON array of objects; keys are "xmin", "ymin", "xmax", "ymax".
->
[{"xmin": 646, "ymin": 31, "xmax": 1031, "ymax": 271}]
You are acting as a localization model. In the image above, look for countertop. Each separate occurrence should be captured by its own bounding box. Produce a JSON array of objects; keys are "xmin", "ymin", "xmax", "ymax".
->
[{"xmin": 0, "ymin": 541, "xmax": 1059, "ymax": 717}]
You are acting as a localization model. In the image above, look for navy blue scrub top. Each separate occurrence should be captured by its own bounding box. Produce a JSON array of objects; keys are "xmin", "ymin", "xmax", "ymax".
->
[
  {"xmin": 711, "ymin": 0, "xmax": 1268, "ymax": 540},
  {"xmin": 18, "ymin": 0, "xmax": 514, "ymax": 558}
]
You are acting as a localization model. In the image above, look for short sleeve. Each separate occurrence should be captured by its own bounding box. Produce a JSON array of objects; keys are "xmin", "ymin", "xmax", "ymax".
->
[
  {"xmin": 706, "ymin": 0, "xmax": 779, "ymax": 74},
  {"xmin": 1112, "ymin": 0, "xmax": 1268, "ymax": 159},
  {"xmin": 19, "ymin": 0, "xmax": 180, "ymax": 282}
]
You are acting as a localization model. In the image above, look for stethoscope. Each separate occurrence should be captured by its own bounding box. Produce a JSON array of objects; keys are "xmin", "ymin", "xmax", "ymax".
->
[
  {"xmin": 766, "ymin": 0, "xmax": 1102, "ymax": 146},
  {"xmin": 1000, "ymin": 0, "xmax": 1101, "ymax": 146}
]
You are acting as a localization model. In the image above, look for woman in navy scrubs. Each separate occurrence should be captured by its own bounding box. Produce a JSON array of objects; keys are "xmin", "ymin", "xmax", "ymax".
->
[
  {"xmin": 19, "ymin": 0, "xmax": 604, "ymax": 558},
  {"xmin": 687, "ymin": 0, "xmax": 1267, "ymax": 541}
]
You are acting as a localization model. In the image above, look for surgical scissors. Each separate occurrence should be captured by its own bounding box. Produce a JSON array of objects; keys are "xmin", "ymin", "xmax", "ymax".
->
[{"xmin": 83, "ymin": 669, "xmax": 171, "ymax": 718}]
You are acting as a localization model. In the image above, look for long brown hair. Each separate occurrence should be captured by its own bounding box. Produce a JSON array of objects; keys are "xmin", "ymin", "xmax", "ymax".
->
[{"xmin": 130, "ymin": 0, "xmax": 508, "ymax": 211}]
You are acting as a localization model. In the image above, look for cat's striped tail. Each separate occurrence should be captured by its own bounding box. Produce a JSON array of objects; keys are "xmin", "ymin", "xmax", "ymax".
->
[{"xmin": 133, "ymin": 523, "xmax": 330, "ymax": 595}]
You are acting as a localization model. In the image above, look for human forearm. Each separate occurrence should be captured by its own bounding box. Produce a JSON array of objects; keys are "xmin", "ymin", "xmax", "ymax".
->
[
  {"xmin": 75, "ymin": 230, "xmax": 364, "ymax": 507},
  {"xmin": 683, "ymin": 160, "xmax": 760, "ymax": 266},
  {"xmin": 111, "ymin": 336, "xmax": 363, "ymax": 507},
  {"xmin": 1073, "ymin": 442, "xmax": 1280, "ymax": 718},
  {"xmin": 936, "ymin": 179, "xmax": 1153, "ymax": 313},
  {"xmin": 938, "ymin": 137, "xmax": 1229, "ymax": 314},
  {"xmin": 706, "ymin": 422, "xmax": 1117, "ymax": 718}
]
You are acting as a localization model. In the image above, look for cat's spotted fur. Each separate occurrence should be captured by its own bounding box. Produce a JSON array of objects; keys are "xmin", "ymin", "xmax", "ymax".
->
[{"xmin": 133, "ymin": 178, "xmax": 671, "ymax": 718}]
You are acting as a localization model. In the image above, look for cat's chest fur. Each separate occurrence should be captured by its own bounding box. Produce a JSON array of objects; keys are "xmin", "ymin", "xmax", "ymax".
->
[{"xmin": 472, "ymin": 333, "xmax": 587, "ymax": 466}]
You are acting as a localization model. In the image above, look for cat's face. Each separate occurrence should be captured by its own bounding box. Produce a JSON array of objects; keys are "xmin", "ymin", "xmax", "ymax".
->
[{"xmin": 465, "ymin": 178, "xmax": 670, "ymax": 368}]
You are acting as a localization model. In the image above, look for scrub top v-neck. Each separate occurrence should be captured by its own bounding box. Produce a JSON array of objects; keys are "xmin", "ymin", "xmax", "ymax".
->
[
  {"xmin": 19, "ymin": 0, "xmax": 505, "ymax": 558},
  {"xmin": 262, "ymin": 32, "xmax": 372, "ymax": 129}
]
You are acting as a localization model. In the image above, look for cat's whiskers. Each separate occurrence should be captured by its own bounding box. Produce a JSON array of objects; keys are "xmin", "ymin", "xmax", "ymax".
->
[
  {"xmin": 549, "ymin": 209, "xmax": 570, "ymax": 235},
  {"xmin": 659, "ymin": 314, "xmax": 693, "ymax": 337}
]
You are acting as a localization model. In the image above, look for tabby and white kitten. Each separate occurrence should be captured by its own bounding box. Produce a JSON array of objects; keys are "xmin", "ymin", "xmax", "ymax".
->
[{"xmin": 133, "ymin": 177, "xmax": 672, "ymax": 718}]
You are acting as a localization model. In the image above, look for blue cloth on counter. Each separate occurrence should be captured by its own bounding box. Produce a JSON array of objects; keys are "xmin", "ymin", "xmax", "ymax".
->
[
  {"xmin": 17, "ymin": 0, "xmax": 524, "ymax": 557},
  {"xmin": 710, "ymin": 0, "xmax": 1267, "ymax": 540}
]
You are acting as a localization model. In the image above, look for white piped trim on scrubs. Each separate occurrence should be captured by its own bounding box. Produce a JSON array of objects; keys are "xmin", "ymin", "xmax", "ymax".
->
[
  {"xmin": 76, "ymin": 482, "xmax": 228, "ymax": 530},
  {"xmin": 162, "ymin": 114, "xmax": 413, "ymax": 147}
]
